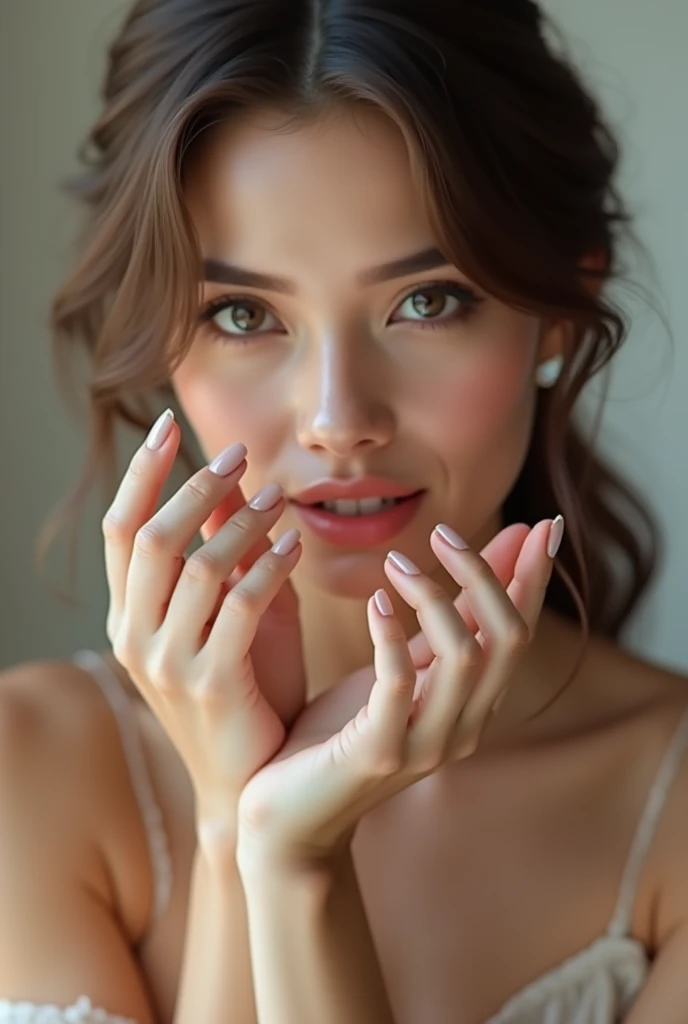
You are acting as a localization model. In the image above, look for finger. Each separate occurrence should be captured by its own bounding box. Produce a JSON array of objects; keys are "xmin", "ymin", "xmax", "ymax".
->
[
  {"xmin": 160, "ymin": 482, "xmax": 288, "ymax": 653},
  {"xmin": 490, "ymin": 516, "xmax": 564, "ymax": 713},
  {"xmin": 203, "ymin": 528, "xmax": 302, "ymax": 667},
  {"xmin": 123, "ymin": 443, "xmax": 248, "ymax": 636},
  {"xmin": 407, "ymin": 523, "xmax": 530, "ymax": 667},
  {"xmin": 383, "ymin": 555, "xmax": 482, "ymax": 744},
  {"xmin": 507, "ymin": 516, "xmax": 564, "ymax": 634},
  {"xmin": 365, "ymin": 590, "xmax": 417, "ymax": 764},
  {"xmin": 102, "ymin": 409, "xmax": 180, "ymax": 636},
  {"xmin": 429, "ymin": 522, "xmax": 551, "ymax": 719}
]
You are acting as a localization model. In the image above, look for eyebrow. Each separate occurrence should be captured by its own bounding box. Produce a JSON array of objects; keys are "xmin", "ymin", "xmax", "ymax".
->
[{"xmin": 202, "ymin": 246, "xmax": 453, "ymax": 293}]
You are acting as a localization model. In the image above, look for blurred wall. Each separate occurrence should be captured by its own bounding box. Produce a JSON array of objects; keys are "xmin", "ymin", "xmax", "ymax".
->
[{"xmin": 0, "ymin": 0, "xmax": 686, "ymax": 671}]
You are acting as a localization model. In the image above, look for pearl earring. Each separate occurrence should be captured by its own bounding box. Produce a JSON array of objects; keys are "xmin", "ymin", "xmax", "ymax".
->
[{"xmin": 535, "ymin": 354, "xmax": 564, "ymax": 389}]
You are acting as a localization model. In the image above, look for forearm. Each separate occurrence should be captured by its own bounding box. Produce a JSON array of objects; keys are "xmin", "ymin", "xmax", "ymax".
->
[
  {"xmin": 240, "ymin": 847, "xmax": 395, "ymax": 1024},
  {"xmin": 173, "ymin": 826, "xmax": 257, "ymax": 1024}
]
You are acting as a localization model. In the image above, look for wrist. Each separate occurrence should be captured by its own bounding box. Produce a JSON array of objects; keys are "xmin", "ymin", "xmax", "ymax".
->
[{"xmin": 195, "ymin": 796, "xmax": 240, "ymax": 863}]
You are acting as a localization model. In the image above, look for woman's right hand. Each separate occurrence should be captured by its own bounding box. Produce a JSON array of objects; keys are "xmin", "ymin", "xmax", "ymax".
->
[{"xmin": 101, "ymin": 409, "xmax": 304, "ymax": 832}]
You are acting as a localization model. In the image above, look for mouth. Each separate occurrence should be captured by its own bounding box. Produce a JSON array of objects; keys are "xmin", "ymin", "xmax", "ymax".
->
[
  {"xmin": 301, "ymin": 493, "xmax": 424, "ymax": 517},
  {"xmin": 290, "ymin": 490, "xmax": 427, "ymax": 547}
]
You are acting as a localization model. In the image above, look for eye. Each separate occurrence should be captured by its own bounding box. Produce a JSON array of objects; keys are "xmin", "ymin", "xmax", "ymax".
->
[
  {"xmin": 199, "ymin": 296, "xmax": 284, "ymax": 344},
  {"xmin": 391, "ymin": 281, "xmax": 483, "ymax": 330}
]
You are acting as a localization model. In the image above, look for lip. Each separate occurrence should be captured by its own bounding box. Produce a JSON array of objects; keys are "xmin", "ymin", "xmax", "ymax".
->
[
  {"xmin": 288, "ymin": 481, "xmax": 423, "ymax": 552},
  {"xmin": 292, "ymin": 476, "xmax": 423, "ymax": 506}
]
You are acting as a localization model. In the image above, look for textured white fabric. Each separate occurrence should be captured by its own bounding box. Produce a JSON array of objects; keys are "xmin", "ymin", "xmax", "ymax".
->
[
  {"xmin": 1, "ymin": 658, "xmax": 685, "ymax": 1024},
  {"xmin": 0, "ymin": 996, "xmax": 137, "ymax": 1023}
]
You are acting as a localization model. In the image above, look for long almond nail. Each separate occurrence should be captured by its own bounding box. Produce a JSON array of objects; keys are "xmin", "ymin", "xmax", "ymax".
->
[
  {"xmin": 387, "ymin": 550, "xmax": 421, "ymax": 575},
  {"xmin": 146, "ymin": 409, "xmax": 174, "ymax": 451},
  {"xmin": 249, "ymin": 482, "xmax": 284, "ymax": 511},
  {"xmin": 547, "ymin": 515, "xmax": 565, "ymax": 559},
  {"xmin": 208, "ymin": 442, "xmax": 248, "ymax": 477},
  {"xmin": 271, "ymin": 528, "xmax": 301, "ymax": 556},
  {"xmin": 434, "ymin": 523, "xmax": 469, "ymax": 550}
]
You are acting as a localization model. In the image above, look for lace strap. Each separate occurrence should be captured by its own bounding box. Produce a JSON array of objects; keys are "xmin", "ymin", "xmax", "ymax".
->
[
  {"xmin": 607, "ymin": 702, "xmax": 688, "ymax": 938},
  {"xmin": 71, "ymin": 651, "xmax": 173, "ymax": 930}
]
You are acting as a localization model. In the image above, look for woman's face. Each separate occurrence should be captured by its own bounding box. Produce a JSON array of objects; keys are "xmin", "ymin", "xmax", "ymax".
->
[{"xmin": 173, "ymin": 104, "xmax": 547, "ymax": 599}]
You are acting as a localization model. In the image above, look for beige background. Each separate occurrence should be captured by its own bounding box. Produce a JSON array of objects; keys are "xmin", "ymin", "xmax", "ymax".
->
[{"xmin": 0, "ymin": 0, "xmax": 686, "ymax": 671}]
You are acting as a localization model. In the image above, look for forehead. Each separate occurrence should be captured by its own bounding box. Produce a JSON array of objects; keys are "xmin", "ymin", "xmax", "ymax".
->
[{"xmin": 183, "ymin": 104, "xmax": 435, "ymax": 274}]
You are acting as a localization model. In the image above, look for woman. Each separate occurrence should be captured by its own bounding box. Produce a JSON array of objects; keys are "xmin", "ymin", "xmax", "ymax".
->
[{"xmin": 0, "ymin": 0, "xmax": 686, "ymax": 1021}]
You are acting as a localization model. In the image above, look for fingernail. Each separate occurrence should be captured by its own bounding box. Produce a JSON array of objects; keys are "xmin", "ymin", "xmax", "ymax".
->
[
  {"xmin": 374, "ymin": 589, "xmax": 394, "ymax": 616},
  {"xmin": 434, "ymin": 523, "xmax": 469, "ymax": 550},
  {"xmin": 387, "ymin": 550, "xmax": 421, "ymax": 575},
  {"xmin": 208, "ymin": 442, "xmax": 248, "ymax": 476},
  {"xmin": 271, "ymin": 528, "xmax": 301, "ymax": 556},
  {"xmin": 249, "ymin": 482, "xmax": 284, "ymax": 511},
  {"xmin": 145, "ymin": 408, "xmax": 174, "ymax": 451},
  {"xmin": 547, "ymin": 515, "xmax": 565, "ymax": 559}
]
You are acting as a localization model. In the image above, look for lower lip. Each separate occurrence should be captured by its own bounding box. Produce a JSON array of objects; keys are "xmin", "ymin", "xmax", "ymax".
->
[{"xmin": 291, "ymin": 492, "xmax": 425, "ymax": 547}]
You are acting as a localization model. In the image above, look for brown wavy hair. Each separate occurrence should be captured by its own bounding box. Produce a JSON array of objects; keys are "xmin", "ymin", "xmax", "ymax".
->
[{"xmin": 40, "ymin": 0, "xmax": 663, "ymax": 644}]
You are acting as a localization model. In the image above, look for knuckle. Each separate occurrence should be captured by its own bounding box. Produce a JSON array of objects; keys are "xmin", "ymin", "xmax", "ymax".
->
[
  {"xmin": 222, "ymin": 587, "xmax": 259, "ymax": 621},
  {"xmin": 384, "ymin": 669, "xmax": 415, "ymax": 698},
  {"xmin": 111, "ymin": 626, "xmax": 140, "ymax": 672},
  {"xmin": 422, "ymin": 582, "xmax": 450, "ymax": 607},
  {"xmin": 134, "ymin": 520, "xmax": 169, "ymax": 557},
  {"xmin": 226, "ymin": 513, "xmax": 253, "ymax": 539},
  {"xmin": 502, "ymin": 619, "xmax": 530, "ymax": 657},
  {"xmin": 148, "ymin": 654, "xmax": 181, "ymax": 696},
  {"xmin": 101, "ymin": 510, "xmax": 129, "ymax": 544},
  {"xmin": 448, "ymin": 641, "xmax": 482, "ymax": 675},
  {"xmin": 186, "ymin": 475, "xmax": 214, "ymax": 504},
  {"xmin": 470, "ymin": 557, "xmax": 495, "ymax": 582},
  {"xmin": 185, "ymin": 550, "xmax": 224, "ymax": 585},
  {"xmin": 455, "ymin": 731, "xmax": 480, "ymax": 758}
]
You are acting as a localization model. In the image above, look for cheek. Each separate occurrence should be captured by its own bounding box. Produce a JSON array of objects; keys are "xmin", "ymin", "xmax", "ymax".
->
[
  {"xmin": 171, "ymin": 356, "xmax": 287, "ymax": 485},
  {"xmin": 426, "ymin": 338, "xmax": 536, "ymax": 456}
]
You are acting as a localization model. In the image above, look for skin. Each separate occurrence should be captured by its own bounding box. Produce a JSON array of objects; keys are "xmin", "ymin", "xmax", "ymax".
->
[
  {"xmin": 174, "ymin": 103, "xmax": 564, "ymax": 710},
  {"xmin": 2, "ymin": 101, "xmax": 686, "ymax": 1024}
]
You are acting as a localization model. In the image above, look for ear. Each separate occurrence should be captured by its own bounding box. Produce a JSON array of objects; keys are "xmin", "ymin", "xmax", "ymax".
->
[
  {"xmin": 535, "ymin": 247, "xmax": 609, "ymax": 363},
  {"xmin": 577, "ymin": 247, "xmax": 609, "ymax": 299}
]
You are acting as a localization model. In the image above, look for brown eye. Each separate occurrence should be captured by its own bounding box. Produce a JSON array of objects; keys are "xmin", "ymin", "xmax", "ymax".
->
[
  {"xmin": 409, "ymin": 289, "xmax": 448, "ymax": 318},
  {"xmin": 392, "ymin": 282, "xmax": 482, "ymax": 329},
  {"xmin": 214, "ymin": 301, "xmax": 269, "ymax": 334}
]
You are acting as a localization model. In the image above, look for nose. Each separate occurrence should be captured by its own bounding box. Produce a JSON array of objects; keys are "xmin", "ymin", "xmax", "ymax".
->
[{"xmin": 295, "ymin": 334, "xmax": 395, "ymax": 459}]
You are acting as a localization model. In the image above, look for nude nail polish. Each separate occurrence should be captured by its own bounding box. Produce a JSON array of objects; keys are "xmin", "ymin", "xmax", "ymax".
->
[
  {"xmin": 145, "ymin": 408, "xmax": 174, "ymax": 451},
  {"xmin": 434, "ymin": 523, "xmax": 469, "ymax": 550},
  {"xmin": 271, "ymin": 528, "xmax": 301, "ymax": 556},
  {"xmin": 249, "ymin": 482, "xmax": 284, "ymax": 511},
  {"xmin": 547, "ymin": 515, "xmax": 565, "ymax": 559},
  {"xmin": 387, "ymin": 550, "xmax": 421, "ymax": 575},
  {"xmin": 208, "ymin": 442, "xmax": 248, "ymax": 476},
  {"xmin": 374, "ymin": 589, "xmax": 394, "ymax": 616}
]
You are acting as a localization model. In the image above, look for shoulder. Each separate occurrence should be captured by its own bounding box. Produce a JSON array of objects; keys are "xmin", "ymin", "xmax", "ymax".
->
[
  {"xmin": 0, "ymin": 656, "xmax": 116, "ymax": 782},
  {"xmin": 583, "ymin": 635, "xmax": 688, "ymax": 949},
  {"xmin": 0, "ymin": 655, "xmax": 154, "ymax": 943}
]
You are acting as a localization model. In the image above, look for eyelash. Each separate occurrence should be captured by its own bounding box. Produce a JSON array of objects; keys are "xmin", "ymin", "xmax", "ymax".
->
[{"xmin": 198, "ymin": 280, "xmax": 485, "ymax": 347}]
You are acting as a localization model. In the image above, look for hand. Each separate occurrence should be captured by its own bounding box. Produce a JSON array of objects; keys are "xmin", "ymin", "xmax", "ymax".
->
[
  {"xmin": 234, "ymin": 518, "xmax": 562, "ymax": 872},
  {"xmin": 102, "ymin": 410, "xmax": 306, "ymax": 830}
]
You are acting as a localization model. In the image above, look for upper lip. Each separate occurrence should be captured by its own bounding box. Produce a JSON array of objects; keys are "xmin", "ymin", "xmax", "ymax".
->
[{"xmin": 291, "ymin": 477, "xmax": 425, "ymax": 506}]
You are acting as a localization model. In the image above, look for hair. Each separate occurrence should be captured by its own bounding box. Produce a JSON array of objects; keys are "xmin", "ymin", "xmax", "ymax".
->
[{"xmin": 40, "ymin": 0, "xmax": 662, "ymax": 651}]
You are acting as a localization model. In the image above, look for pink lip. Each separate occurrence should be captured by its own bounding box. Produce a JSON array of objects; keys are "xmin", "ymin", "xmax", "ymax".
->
[
  {"xmin": 292, "ymin": 476, "xmax": 422, "ymax": 506},
  {"xmin": 291, "ymin": 491, "xmax": 426, "ymax": 548}
]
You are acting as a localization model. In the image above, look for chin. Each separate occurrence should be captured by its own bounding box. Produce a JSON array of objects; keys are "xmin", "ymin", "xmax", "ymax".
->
[{"xmin": 296, "ymin": 547, "xmax": 399, "ymax": 600}]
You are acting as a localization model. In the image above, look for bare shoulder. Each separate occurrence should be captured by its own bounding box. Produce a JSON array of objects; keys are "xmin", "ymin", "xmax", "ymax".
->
[
  {"xmin": 0, "ymin": 655, "xmax": 154, "ymax": 942},
  {"xmin": 0, "ymin": 656, "xmax": 157, "ymax": 1020},
  {"xmin": 581, "ymin": 632, "xmax": 688, "ymax": 947}
]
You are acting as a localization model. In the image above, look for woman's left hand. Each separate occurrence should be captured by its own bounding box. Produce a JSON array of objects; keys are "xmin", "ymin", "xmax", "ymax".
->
[{"xmin": 235, "ymin": 517, "xmax": 563, "ymax": 874}]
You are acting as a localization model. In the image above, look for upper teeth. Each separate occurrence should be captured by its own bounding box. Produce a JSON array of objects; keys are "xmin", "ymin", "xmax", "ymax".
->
[{"xmin": 320, "ymin": 497, "xmax": 401, "ymax": 516}]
